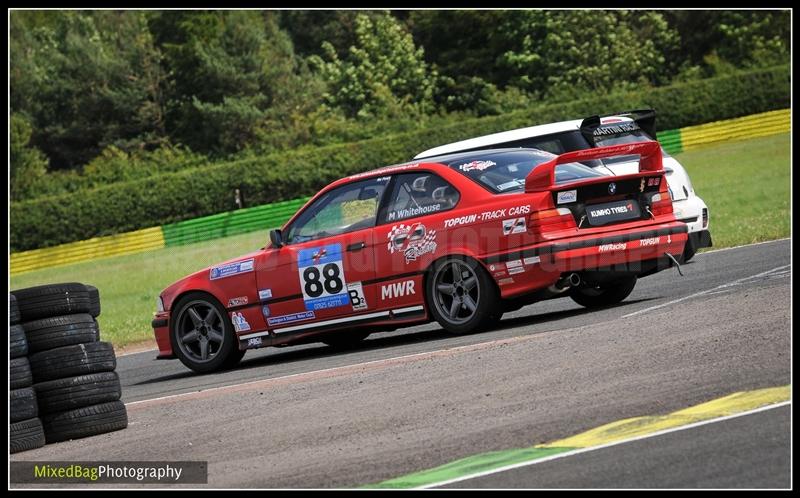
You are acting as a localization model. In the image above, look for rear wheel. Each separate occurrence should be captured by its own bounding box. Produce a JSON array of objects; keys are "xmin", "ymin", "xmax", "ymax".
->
[
  {"xmin": 426, "ymin": 257, "xmax": 499, "ymax": 335},
  {"xmin": 570, "ymin": 276, "xmax": 637, "ymax": 308},
  {"xmin": 682, "ymin": 236, "xmax": 698, "ymax": 262},
  {"xmin": 170, "ymin": 293, "xmax": 243, "ymax": 373}
]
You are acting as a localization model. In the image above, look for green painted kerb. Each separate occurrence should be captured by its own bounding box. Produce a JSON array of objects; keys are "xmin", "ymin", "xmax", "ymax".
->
[
  {"xmin": 656, "ymin": 128, "xmax": 682, "ymax": 155},
  {"xmin": 162, "ymin": 196, "xmax": 311, "ymax": 247},
  {"xmin": 362, "ymin": 446, "xmax": 575, "ymax": 489}
]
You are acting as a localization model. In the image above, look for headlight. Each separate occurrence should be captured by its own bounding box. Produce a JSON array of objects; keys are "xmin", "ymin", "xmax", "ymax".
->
[{"xmin": 156, "ymin": 296, "xmax": 165, "ymax": 313}]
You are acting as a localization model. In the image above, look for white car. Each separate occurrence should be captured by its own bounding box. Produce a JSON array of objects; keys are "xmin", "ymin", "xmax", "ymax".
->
[{"xmin": 415, "ymin": 110, "xmax": 712, "ymax": 261}]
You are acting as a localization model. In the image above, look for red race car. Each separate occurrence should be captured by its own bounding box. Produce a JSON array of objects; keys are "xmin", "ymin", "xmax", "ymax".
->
[{"xmin": 152, "ymin": 141, "xmax": 687, "ymax": 372}]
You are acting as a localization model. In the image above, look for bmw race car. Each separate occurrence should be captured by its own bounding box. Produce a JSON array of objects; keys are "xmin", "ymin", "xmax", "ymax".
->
[
  {"xmin": 415, "ymin": 110, "xmax": 711, "ymax": 261},
  {"xmin": 152, "ymin": 141, "xmax": 688, "ymax": 373}
]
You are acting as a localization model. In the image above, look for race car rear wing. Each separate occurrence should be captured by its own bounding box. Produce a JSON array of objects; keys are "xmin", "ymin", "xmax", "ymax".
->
[
  {"xmin": 579, "ymin": 109, "xmax": 657, "ymax": 146},
  {"xmin": 525, "ymin": 141, "xmax": 663, "ymax": 193}
]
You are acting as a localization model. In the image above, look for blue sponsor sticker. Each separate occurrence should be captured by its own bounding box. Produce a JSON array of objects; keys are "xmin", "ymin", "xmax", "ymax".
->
[
  {"xmin": 297, "ymin": 244, "xmax": 350, "ymax": 311},
  {"xmin": 267, "ymin": 311, "xmax": 316, "ymax": 327},
  {"xmin": 210, "ymin": 258, "xmax": 255, "ymax": 280}
]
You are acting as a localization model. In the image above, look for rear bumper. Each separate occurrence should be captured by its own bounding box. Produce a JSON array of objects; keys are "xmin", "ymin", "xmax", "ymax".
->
[
  {"xmin": 483, "ymin": 222, "xmax": 688, "ymax": 298},
  {"xmin": 152, "ymin": 313, "xmax": 175, "ymax": 359}
]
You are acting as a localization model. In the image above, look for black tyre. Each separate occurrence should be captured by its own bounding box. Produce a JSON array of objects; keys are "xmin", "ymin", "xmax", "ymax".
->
[
  {"xmin": 681, "ymin": 237, "xmax": 697, "ymax": 263},
  {"xmin": 570, "ymin": 276, "xmax": 638, "ymax": 308},
  {"xmin": 170, "ymin": 292, "xmax": 243, "ymax": 373},
  {"xmin": 11, "ymin": 356, "xmax": 33, "ymax": 389},
  {"xmin": 11, "ymin": 418, "xmax": 46, "ymax": 454},
  {"xmin": 42, "ymin": 401, "xmax": 128, "ymax": 443},
  {"xmin": 322, "ymin": 330, "xmax": 371, "ymax": 349},
  {"xmin": 426, "ymin": 257, "xmax": 499, "ymax": 335},
  {"xmin": 11, "ymin": 387, "xmax": 38, "ymax": 422},
  {"xmin": 86, "ymin": 285, "xmax": 101, "ymax": 317},
  {"xmin": 10, "ymin": 324, "xmax": 28, "ymax": 358},
  {"xmin": 10, "ymin": 293, "xmax": 21, "ymax": 324},
  {"xmin": 35, "ymin": 372, "xmax": 122, "ymax": 414},
  {"xmin": 23, "ymin": 314, "xmax": 99, "ymax": 354},
  {"xmin": 11, "ymin": 283, "xmax": 90, "ymax": 322},
  {"xmin": 29, "ymin": 342, "xmax": 116, "ymax": 383}
]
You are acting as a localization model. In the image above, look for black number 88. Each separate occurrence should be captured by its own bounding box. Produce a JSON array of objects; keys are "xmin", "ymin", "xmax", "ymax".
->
[{"xmin": 303, "ymin": 263, "xmax": 343, "ymax": 298}]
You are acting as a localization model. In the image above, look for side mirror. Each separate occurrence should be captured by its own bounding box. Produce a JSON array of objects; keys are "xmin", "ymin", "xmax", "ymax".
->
[{"xmin": 269, "ymin": 229, "xmax": 284, "ymax": 248}]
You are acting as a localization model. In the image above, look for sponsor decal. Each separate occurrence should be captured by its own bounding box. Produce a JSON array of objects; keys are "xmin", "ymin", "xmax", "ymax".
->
[
  {"xmin": 608, "ymin": 182, "xmax": 617, "ymax": 195},
  {"xmin": 267, "ymin": 311, "xmax": 316, "ymax": 327},
  {"xmin": 506, "ymin": 259, "xmax": 523, "ymax": 268},
  {"xmin": 593, "ymin": 121, "xmax": 640, "ymax": 136},
  {"xmin": 557, "ymin": 190, "xmax": 577, "ymax": 204},
  {"xmin": 387, "ymin": 223, "xmax": 437, "ymax": 264},
  {"xmin": 247, "ymin": 337, "xmax": 263, "ymax": 348},
  {"xmin": 386, "ymin": 203, "xmax": 442, "ymax": 222},
  {"xmin": 598, "ymin": 242, "xmax": 627, "ymax": 253},
  {"xmin": 261, "ymin": 305, "xmax": 270, "ymax": 319},
  {"xmin": 231, "ymin": 312, "xmax": 251, "ymax": 332},
  {"xmin": 348, "ymin": 282, "xmax": 368, "ymax": 311},
  {"xmin": 498, "ymin": 277, "xmax": 515, "ymax": 285},
  {"xmin": 508, "ymin": 266, "xmax": 525, "ymax": 275},
  {"xmin": 258, "ymin": 289, "xmax": 273, "ymax": 300},
  {"xmin": 647, "ymin": 177, "xmax": 661, "ymax": 187},
  {"xmin": 298, "ymin": 244, "xmax": 350, "ymax": 311},
  {"xmin": 444, "ymin": 214, "xmax": 477, "ymax": 228},
  {"xmin": 640, "ymin": 237, "xmax": 660, "ymax": 247},
  {"xmin": 639, "ymin": 178, "xmax": 646, "ymax": 192},
  {"xmin": 228, "ymin": 296, "xmax": 248, "ymax": 307},
  {"xmin": 210, "ymin": 258, "xmax": 254, "ymax": 280},
  {"xmin": 523, "ymin": 256, "xmax": 540, "ymax": 265},
  {"xmin": 502, "ymin": 217, "xmax": 527, "ymax": 235},
  {"xmin": 497, "ymin": 179, "xmax": 523, "ymax": 191},
  {"xmin": 380, "ymin": 280, "xmax": 416, "ymax": 300},
  {"xmin": 586, "ymin": 200, "xmax": 641, "ymax": 226},
  {"xmin": 459, "ymin": 160, "xmax": 496, "ymax": 172}
]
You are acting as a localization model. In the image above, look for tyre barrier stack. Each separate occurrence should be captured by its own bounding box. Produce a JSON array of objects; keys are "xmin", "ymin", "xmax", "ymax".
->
[{"xmin": 10, "ymin": 283, "xmax": 127, "ymax": 453}]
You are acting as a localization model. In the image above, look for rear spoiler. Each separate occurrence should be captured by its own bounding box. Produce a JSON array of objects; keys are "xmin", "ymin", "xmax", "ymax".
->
[
  {"xmin": 525, "ymin": 141, "xmax": 663, "ymax": 193},
  {"xmin": 579, "ymin": 109, "xmax": 657, "ymax": 146}
]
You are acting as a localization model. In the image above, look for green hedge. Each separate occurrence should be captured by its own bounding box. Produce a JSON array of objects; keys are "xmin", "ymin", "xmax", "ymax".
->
[{"xmin": 11, "ymin": 65, "xmax": 789, "ymax": 251}]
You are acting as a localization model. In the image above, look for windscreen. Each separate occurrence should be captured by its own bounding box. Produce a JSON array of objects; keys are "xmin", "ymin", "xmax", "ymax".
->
[{"xmin": 445, "ymin": 150, "xmax": 605, "ymax": 194}]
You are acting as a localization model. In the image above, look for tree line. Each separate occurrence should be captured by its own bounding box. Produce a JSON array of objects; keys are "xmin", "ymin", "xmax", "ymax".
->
[{"xmin": 10, "ymin": 10, "xmax": 790, "ymax": 201}]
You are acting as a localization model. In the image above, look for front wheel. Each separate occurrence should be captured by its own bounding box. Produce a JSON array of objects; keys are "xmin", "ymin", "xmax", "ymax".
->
[
  {"xmin": 170, "ymin": 293, "xmax": 244, "ymax": 373},
  {"xmin": 426, "ymin": 257, "xmax": 499, "ymax": 335},
  {"xmin": 570, "ymin": 276, "xmax": 637, "ymax": 308}
]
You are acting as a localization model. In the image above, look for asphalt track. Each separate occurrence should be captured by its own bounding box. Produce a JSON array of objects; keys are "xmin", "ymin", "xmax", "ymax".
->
[{"xmin": 10, "ymin": 238, "xmax": 791, "ymax": 488}]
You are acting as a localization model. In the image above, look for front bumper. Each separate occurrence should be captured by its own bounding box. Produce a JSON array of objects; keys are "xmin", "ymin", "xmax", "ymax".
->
[{"xmin": 152, "ymin": 312, "xmax": 175, "ymax": 359}]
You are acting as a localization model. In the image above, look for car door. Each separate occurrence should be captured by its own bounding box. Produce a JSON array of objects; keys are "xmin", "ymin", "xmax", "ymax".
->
[
  {"xmin": 372, "ymin": 171, "xmax": 461, "ymax": 311},
  {"xmin": 255, "ymin": 177, "xmax": 389, "ymax": 333}
]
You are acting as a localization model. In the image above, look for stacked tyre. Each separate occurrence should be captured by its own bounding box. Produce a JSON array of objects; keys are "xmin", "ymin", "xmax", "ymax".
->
[
  {"xmin": 10, "ymin": 294, "xmax": 46, "ymax": 454},
  {"xmin": 11, "ymin": 283, "xmax": 127, "ymax": 448}
]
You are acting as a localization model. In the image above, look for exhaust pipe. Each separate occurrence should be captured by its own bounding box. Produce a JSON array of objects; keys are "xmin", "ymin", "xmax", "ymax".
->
[{"xmin": 550, "ymin": 273, "xmax": 581, "ymax": 293}]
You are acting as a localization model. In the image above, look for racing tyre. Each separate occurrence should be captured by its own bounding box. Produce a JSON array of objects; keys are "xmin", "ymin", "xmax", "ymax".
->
[
  {"xmin": 23, "ymin": 314, "xmax": 100, "ymax": 354},
  {"xmin": 322, "ymin": 331, "xmax": 371, "ymax": 349},
  {"xmin": 11, "ymin": 357, "xmax": 33, "ymax": 389},
  {"xmin": 11, "ymin": 387, "xmax": 38, "ymax": 422},
  {"xmin": 170, "ymin": 292, "xmax": 243, "ymax": 373},
  {"xmin": 11, "ymin": 283, "xmax": 91, "ymax": 322},
  {"xmin": 41, "ymin": 401, "xmax": 128, "ymax": 443},
  {"xmin": 10, "ymin": 293, "xmax": 21, "ymax": 324},
  {"xmin": 570, "ymin": 276, "xmax": 638, "ymax": 308},
  {"xmin": 29, "ymin": 342, "xmax": 116, "ymax": 383},
  {"xmin": 11, "ymin": 324, "xmax": 28, "ymax": 358},
  {"xmin": 426, "ymin": 257, "xmax": 499, "ymax": 335},
  {"xmin": 11, "ymin": 418, "xmax": 46, "ymax": 454},
  {"xmin": 86, "ymin": 285, "xmax": 101, "ymax": 317},
  {"xmin": 681, "ymin": 237, "xmax": 697, "ymax": 263},
  {"xmin": 35, "ymin": 372, "xmax": 122, "ymax": 414}
]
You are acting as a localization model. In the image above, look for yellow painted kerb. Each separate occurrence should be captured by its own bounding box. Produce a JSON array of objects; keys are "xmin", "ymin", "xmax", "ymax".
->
[{"xmin": 538, "ymin": 385, "xmax": 790, "ymax": 449}]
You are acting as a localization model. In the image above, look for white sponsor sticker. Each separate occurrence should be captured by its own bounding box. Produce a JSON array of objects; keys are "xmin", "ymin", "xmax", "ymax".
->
[
  {"xmin": 506, "ymin": 259, "xmax": 523, "ymax": 268},
  {"xmin": 228, "ymin": 296, "xmax": 248, "ymax": 307},
  {"xmin": 502, "ymin": 217, "xmax": 527, "ymax": 235},
  {"xmin": 380, "ymin": 280, "xmax": 416, "ymax": 300},
  {"xmin": 347, "ymin": 282, "xmax": 368, "ymax": 311},
  {"xmin": 258, "ymin": 289, "xmax": 273, "ymax": 300},
  {"xmin": 508, "ymin": 266, "xmax": 525, "ymax": 275},
  {"xmin": 557, "ymin": 190, "xmax": 577, "ymax": 204},
  {"xmin": 231, "ymin": 312, "xmax": 251, "ymax": 332},
  {"xmin": 523, "ymin": 256, "xmax": 540, "ymax": 265},
  {"xmin": 247, "ymin": 337, "xmax": 263, "ymax": 348}
]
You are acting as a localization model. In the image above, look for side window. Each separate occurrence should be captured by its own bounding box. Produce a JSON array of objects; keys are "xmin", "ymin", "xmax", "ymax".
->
[
  {"xmin": 285, "ymin": 177, "xmax": 388, "ymax": 244},
  {"xmin": 381, "ymin": 172, "xmax": 459, "ymax": 224}
]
